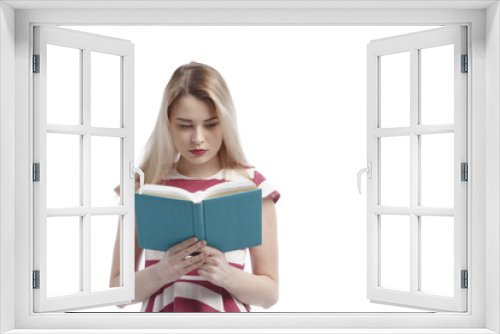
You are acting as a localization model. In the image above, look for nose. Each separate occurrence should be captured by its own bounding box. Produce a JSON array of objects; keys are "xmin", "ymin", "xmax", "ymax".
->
[{"xmin": 191, "ymin": 126, "xmax": 205, "ymax": 145}]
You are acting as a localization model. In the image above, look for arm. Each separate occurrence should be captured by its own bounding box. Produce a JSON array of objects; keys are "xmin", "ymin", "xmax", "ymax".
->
[
  {"xmin": 198, "ymin": 197, "xmax": 279, "ymax": 308},
  {"xmin": 109, "ymin": 222, "xmax": 208, "ymax": 306}
]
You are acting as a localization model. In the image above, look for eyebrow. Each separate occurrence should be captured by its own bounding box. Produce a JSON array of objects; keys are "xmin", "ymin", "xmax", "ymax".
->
[{"xmin": 176, "ymin": 117, "xmax": 219, "ymax": 123}]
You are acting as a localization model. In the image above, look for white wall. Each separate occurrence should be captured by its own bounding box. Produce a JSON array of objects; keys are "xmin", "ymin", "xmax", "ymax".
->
[
  {"xmin": 0, "ymin": 2, "xmax": 16, "ymax": 333},
  {"xmin": 486, "ymin": 2, "xmax": 500, "ymax": 333}
]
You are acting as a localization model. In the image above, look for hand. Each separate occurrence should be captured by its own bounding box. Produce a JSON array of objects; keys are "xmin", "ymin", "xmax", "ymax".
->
[
  {"xmin": 198, "ymin": 246, "xmax": 235, "ymax": 289},
  {"xmin": 154, "ymin": 237, "xmax": 208, "ymax": 285}
]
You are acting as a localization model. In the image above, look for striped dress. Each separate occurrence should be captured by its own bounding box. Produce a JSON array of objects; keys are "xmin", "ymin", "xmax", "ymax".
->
[{"xmin": 141, "ymin": 167, "xmax": 280, "ymax": 312}]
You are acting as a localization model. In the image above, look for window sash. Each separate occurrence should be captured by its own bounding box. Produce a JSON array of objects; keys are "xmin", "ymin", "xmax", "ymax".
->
[
  {"xmin": 366, "ymin": 26, "xmax": 468, "ymax": 312},
  {"xmin": 32, "ymin": 25, "xmax": 135, "ymax": 312}
]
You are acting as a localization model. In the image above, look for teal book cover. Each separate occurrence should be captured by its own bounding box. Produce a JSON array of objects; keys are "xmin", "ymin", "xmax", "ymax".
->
[{"xmin": 135, "ymin": 181, "xmax": 262, "ymax": 253}]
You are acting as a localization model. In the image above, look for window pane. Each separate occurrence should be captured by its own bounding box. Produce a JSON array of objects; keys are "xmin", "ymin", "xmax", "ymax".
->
[
  {"xmin": 380, "ymin": 136, "xmax": 410, "ymax": 207},
  {"xmin": 47, "ymin": 44, "xmax": 81, "ymax": 125},
  {"xmin": 421, "ymin": 133, "xmax": 454, "ymax": 208},
  {"xmin": 380, "ymin": 52, "xmax": 410, "ymax": 128},
  {"xmin": 91, "ymin": 136, "xmax": 121, "ymax": 207},
  {"xmin": 91, "ymin": 52, "xmax": 121, "ymax": 128},
  {"xmin": 380, "ymin": 215, "xmax": 410, "ymax": 291},
  {"xmin": 420, "ymin": 216, "xmax": 454, "ymax": 296},
  {"xmin": 420, "ymin": 45, "xmax": 454, "ymax": 125},
  {"xmin": 47, "ymin": 133, "xmax": 80, "ymax": 208},
  {"xmin": 47, "ymin": 216, "xmax": 81, "ymax": 296},
  {"xmin": 91, "ymin": 215, "xmax": 121, "ymax": 291}
]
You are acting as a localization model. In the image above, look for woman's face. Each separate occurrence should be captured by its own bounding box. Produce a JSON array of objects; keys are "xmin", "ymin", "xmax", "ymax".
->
[{"xmin": 169, "ymin": 95, "xmax": 223, "ymax": 177}]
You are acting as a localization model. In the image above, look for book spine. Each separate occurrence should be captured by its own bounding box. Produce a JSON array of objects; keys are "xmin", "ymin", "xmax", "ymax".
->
[{"xmin": 192, "ymin": 202, "xmax": 205, "ymax": 241}]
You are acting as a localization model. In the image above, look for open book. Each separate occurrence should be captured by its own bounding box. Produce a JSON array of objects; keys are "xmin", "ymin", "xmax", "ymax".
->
[{"xmin": 135, "ymin": 180, "xmax": 262, "ymax": 252}]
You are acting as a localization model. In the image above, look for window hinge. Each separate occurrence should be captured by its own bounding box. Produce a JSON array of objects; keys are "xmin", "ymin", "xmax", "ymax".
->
[
  {"xmin": 461, "ymin": 270, "xmax": 468, "ymax": 289},
  {"xmin": 33, "ymin": 163, "xmax": 40, "ymax": 182},
  {"xmin": 33, "ymin": 54, "xmax": 40, "ymax": 73},
  {"xmin": 461, "ymin": 54, "xmax": 468, "ymax": 73},
  {"xmin": 33, "ymin": 270, "xmax": 40, "ymax": 289},
  {"xmin": 461, "ymin": 162, "xmax": 468, "ymax": 182}
]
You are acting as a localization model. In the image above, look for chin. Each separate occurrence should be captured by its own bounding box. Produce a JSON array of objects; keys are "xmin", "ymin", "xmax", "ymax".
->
[{"xmin": 189, "ymin": 156, "xmax": 214, "ymax": 166}]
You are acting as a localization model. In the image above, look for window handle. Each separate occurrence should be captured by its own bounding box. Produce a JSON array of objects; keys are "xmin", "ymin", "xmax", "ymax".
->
[
  {"xmin": 357, "ymin": 162, "xmax": 372, "ymax": 194},
  {"xmin": 130, "ymin": 162, "xmax": 144, "ymax": 194}
]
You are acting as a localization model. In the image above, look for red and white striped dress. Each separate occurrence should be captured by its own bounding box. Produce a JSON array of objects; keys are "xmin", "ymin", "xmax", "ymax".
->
[{"xmin": 141, "ymin": 168, "xmax": 280, "ymax": 312}]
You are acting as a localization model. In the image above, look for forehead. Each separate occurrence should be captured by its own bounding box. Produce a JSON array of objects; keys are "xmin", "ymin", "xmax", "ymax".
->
[{"xmin": 170, "ymin": 95, "xmax": 217, "ymax": 121}]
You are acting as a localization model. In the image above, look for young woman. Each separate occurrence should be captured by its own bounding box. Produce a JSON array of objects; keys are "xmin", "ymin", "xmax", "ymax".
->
[{"xmin": 110, "ymin": 62, "xmax": 280, "ymax": 312}]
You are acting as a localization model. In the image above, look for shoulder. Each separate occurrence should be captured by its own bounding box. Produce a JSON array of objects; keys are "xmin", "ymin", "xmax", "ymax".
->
[
  {"xmin": 226, "ymin": 167, "xmax": 280, "ymax": 203},
  {"xmin": 224, "ymin": 166, "xmax": 265, "ymax": 184},
  {"xmin": 246, "ymin": 167, "xmax": 268, "ymax": 187}
]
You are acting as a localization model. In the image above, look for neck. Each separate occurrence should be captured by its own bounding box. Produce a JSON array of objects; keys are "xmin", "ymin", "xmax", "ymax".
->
[{"xmin": 176, "ymin": 157, "xmax": 222, "ymax": 178}]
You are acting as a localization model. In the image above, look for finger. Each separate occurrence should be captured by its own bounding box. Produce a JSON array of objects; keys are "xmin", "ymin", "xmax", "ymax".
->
[
  {"xmin": 199, "ymin": 266, "xmax": 218, "ymax": 280},
  {"xmin": 198, "ymin": 268, "xmax": 209, "ymax": 276},
  {"xmin": 197, "ymin": 268, "xmax": 207, "ymax": 278},
  {"xmin": 181, "ymin": 259, "xmax": 203, "ymax": 272},
  {"xmin": 201, "ymin": 256, "xmax": 218, "ymax": 265},
  {"xmin": 200, "ymin": 245, "xmax": 220, "ymax": 257},
  {"xmin": 198, "ymin": 267, "xmax": 211, "ymax": 276},
  {"xmin": 183, "ymin": 260, "xmax": 205, "ymax": 274},
  {"xmin": 181, "ymin": 252, "xmax": 207, "ymax": 269},
  {"xmin": 170, "ymin": 237, "xmax": 198, "ymax": 254},
  {"xmin": 201, "ymin": 261, "xmax": 218, "ymax": 270},
  {"xmin": 180, "ymin": 256, "xmax": 204, "ymax": 272},
  {"xmin": 201, "ymin": 245, "xmax": 216, "ymax": 252},
  {"xmin": 180, "ymin": 240, "xmax": 207, "ymax": 259}
]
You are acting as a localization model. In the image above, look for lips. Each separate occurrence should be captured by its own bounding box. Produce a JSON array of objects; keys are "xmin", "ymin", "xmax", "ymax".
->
[{"xmin": 189, "ymin": 149, "xmax": 207, "ymax": 156}]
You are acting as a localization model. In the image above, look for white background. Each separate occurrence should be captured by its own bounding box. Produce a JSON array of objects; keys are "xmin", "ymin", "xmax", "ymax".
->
[{"xmin": 57, "ymin": 25, "xmax": 439, "ymax": 313}]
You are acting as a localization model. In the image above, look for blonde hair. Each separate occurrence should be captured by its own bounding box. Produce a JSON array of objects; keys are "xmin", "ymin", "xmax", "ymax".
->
[{"xmin": 137, "ymin": 62, "xmax": 248, "ymax": 188}]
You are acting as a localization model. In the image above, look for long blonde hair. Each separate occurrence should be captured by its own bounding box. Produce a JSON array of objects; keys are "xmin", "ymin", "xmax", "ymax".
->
[{"xmin": 138, "ymin": 62, "xmax": 248, "ymax": 187}]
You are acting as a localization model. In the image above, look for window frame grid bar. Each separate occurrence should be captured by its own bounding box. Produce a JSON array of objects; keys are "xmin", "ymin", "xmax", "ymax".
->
[
  {"xmin": 82, "ymin": 47, "xmax": 91, "ymax": 296},
  {"xmin": 373, "ymin": 124, "xmax": 454, "ymax": 137},
  {"xmin": 372, "ymin": 206, "xmax": 455, "ymax": 217},
  {"xmin": 410, "ymin": 46, "xmax": 420, "ymax": 296},
  {"xmin": 453, "ymin": 25, "xmax": 469, "ymax": 308},
  {"xmin": 32, "ymin": 26, "xmax": 48, "ymax": 309},
  {"xmin": 46, "ymin": 124, "xmax": 130, "ymax": 137},
  {"xmin": 121, "ymin": 43, "xmax": 135, "ymax": 291},
  {"xmin": 46, "ymin": 206, "xmax": 131, "ymax": 217},
  {"xmin": 376, "ymin": 215, "xmax": 382, "ymax": 288}
]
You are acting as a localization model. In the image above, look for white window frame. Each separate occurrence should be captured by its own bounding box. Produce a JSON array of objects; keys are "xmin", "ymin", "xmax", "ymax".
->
[{"xmin": 1, "ymin": 1, "xmax": 499, "ymax": 333}]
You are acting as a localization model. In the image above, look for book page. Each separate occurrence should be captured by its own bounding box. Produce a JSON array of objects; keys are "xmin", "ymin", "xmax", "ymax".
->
[
  {"xmin": 140, "ymin": 184, "xmax": 193, "ymax": 201},
  {"xmin": 202, "ymin": 180, "xmax": 257, "ymax": 201},
  {"xmin": 138, "ymin": 179, "xmax": 257, "ymax": 203}
]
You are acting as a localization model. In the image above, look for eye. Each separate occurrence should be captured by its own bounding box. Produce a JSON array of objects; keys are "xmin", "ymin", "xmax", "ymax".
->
[
  {"xmin": 206, "ymin": 123, "xmax": 219, "ymax": 129},
  {"xmin": 178, "ymin": 124, "xmax": 192, "ymax": 129}
]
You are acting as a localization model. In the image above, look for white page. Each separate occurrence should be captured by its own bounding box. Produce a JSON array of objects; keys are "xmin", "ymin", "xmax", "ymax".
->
[{"xmin": 140, "ymin": 179, "xmax": 256, "ymax": 203}]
